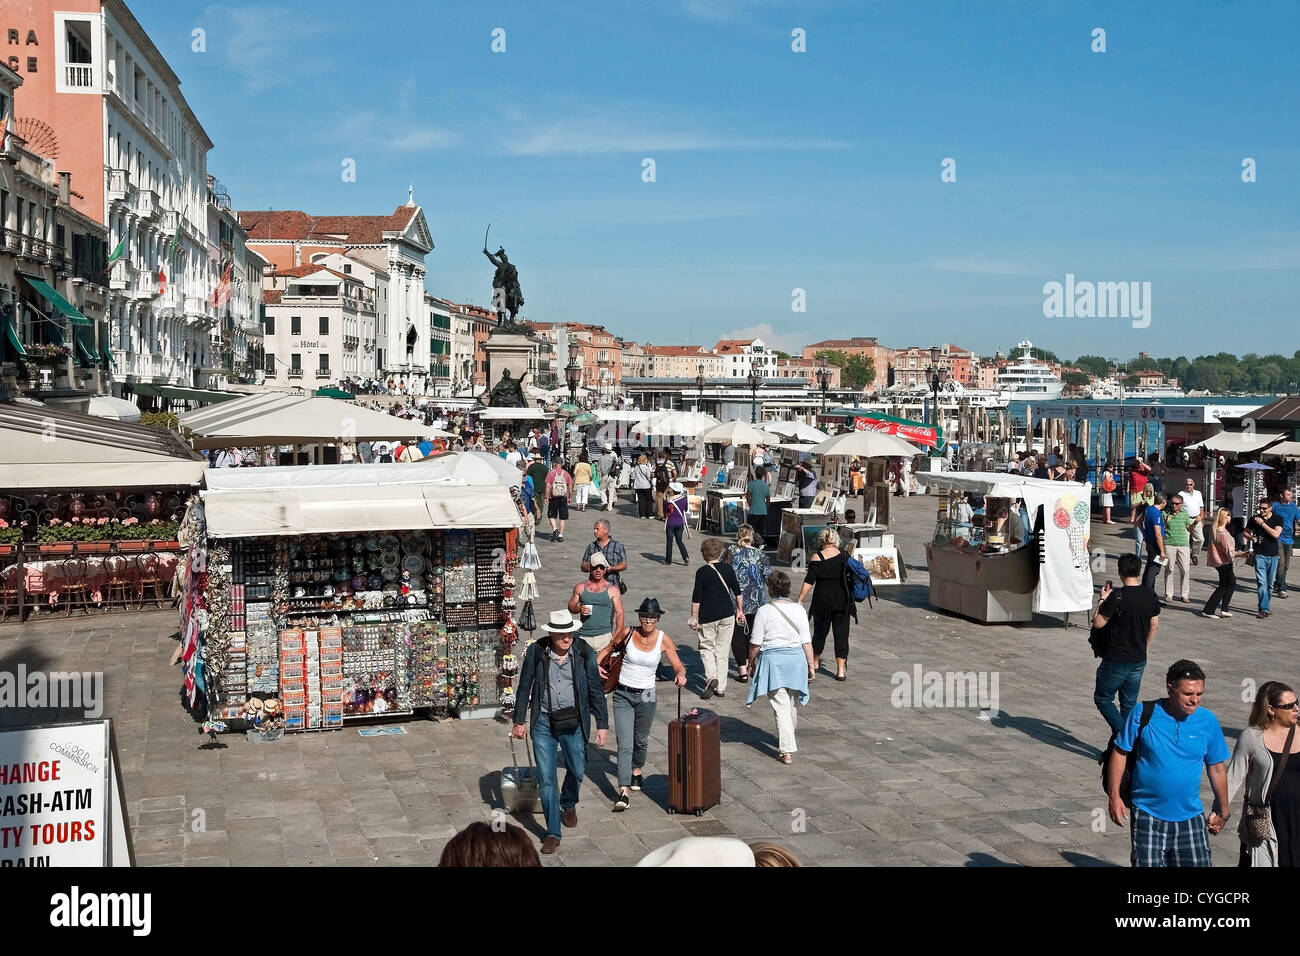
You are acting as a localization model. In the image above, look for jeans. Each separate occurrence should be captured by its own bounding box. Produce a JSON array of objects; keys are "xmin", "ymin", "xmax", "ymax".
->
[
  {"xmin": 1204, "ymin": 564, "xmax": 1236, "ymax": 615},
  {"xmin": 1133, "ymin": 524, "xmax": 1144, "ymax": 558},
  {"xmin": 612, "ymin": 686, "xmax": 656, "ymax": 789},
  {"xmin": 1094, "ymin": 658, "xmax": 1146, "ymax": 738},
  {"xmin": 665, "ymin": 524, "xmax": 688, "ymax": 563},
  {"xmin": 798, "ymin": 495, "xmax": 814, "ymax": 509},
  {"xmin": 530, "ymin": 718, "xmax": 586, "ymax": 841},
  {"xmin": 698, "ymin": 617, "xmax": 735, "ymax": 694},
  {"xmin": 1255, "ymin": 555, "xmax": 1279, "ymax": 612},
  {"xmin": 1277, "ymin": 542, "xmax": 1292, "ymax": 593}
]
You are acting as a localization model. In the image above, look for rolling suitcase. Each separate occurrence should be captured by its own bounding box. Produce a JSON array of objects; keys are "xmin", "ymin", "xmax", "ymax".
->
[
  {"xmin": 667, "ymin": 687, "xmax": 721, "ymax": 816},
  {"xmin": 501, "ymin": 734, "xmax": 541, "ymax": 814}
]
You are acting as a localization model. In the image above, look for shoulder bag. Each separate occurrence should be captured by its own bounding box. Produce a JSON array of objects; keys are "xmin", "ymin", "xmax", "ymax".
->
[
  {"xmin": 597, "ymin": 626, "xmax": 634, "ymax": 694},
  {"xmin": 710, "ymin": 563, "xmax": 739, "ymax": 617},
  {"xmin": 543, "ymin": 650, "xmax": 582, "ymax": 735},
  {"xmin": 1244, "ymin": 725, "xmax": 1295, "ymax": 846},
  {"xmin": 1089, "ymin": 592, "xmax": 1122, "ymax": 658}
]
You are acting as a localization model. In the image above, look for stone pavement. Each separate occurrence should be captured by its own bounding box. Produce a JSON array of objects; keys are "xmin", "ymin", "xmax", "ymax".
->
[{"xmin": 0, "ymin": 490, "xmax": 1287, "ymax": 867}]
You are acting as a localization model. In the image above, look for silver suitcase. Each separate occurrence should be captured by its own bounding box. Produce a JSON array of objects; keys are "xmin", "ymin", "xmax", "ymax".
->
[{"xmin": 501, "ymin": 734, "xmax": 541, "ymax": 813}]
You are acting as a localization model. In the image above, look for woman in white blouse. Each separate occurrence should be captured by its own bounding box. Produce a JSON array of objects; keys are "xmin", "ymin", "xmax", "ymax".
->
[{"xmin": 745, "ymin": 571, "xmax": 815, "ymax": 765}]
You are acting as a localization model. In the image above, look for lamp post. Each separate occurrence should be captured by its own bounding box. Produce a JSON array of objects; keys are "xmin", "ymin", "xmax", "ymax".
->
[
  {"xmin": 747, "ymin": 360, "xmax": 762, "ymax": 424},
  {"xmin": 816, "ymin": 359, "xmax": 830, "ymax": 415},
  {"xmin": 695, "ymin": 362, "xmax": 706, "ymax": 415},
  {"xmin": 565, "ymin": 342, "xmax": 581, "ymax": 460},
  {"xmin": 927, "ymin": 345, "xmax": 942, "ymax": 455}
]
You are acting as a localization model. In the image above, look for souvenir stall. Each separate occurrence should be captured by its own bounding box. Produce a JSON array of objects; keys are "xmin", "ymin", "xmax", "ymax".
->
[
  {"xmin": 921, "ymin": 472, "xmax": 1093, "ymax": 624},
  {"xmin": 177, "ymin": 460, "xmax": 525, "ymax": 735}
]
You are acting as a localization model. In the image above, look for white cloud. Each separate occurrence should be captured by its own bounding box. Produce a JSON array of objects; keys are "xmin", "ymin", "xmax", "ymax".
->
[
  {"xmin": 716, "ymin": 323, "xmax": 807, "ymax": 356},
  {"xmin": 208, "ymin": 6, "xmax": 332, "ymax": 92},
  {"xmin": 503, "ymin": 116, "xmax": 849, "ymax": 156},
  {"xmin": 312, "ymin": 111, "xmax": 460, "ymax": 153}
]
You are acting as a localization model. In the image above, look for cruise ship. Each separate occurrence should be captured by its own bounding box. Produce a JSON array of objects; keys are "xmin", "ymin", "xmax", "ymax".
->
[
  {"xmin": 1087, "ymin": 378, "xmax": 1184, "ymax": 400},
  {"xmin": 995, "ymin": 341, "xmax": 1064, "ymax": 401}
]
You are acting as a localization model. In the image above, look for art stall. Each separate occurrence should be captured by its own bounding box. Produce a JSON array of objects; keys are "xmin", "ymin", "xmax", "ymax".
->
[
  {"xmin": 920, "ymin": 472, "xmax": 1093, "ymax": 624},
  {"xmin": 176, "ymin": 457, "xmax": 526, "ymax": 737}
]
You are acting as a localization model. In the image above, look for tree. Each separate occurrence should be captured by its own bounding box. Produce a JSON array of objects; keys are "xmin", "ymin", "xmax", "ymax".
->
[
  {"xmin": 772, "ymin": 350, "xmax": 792, "ymax": 360},
  {"xmin": 815, "ymin": 348, "xmax": 874, "ymax": 391},
  {"xmin": 1123, "ymin": 374, "xmax": 1140, "ymax": 388},
  {"xmin": 1062, "ymin": 371, "xmax": 1092, "ymax": 389},
  {"xmin": 1073, "ymin": 355, "xmax": 1113, "ymax": 378},
  {"xmin": 1010, "ymin": 343, "xmax": 1060, "ymax": 365}
]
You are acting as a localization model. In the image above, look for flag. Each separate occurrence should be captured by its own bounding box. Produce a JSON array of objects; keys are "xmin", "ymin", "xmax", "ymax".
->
[
  {"xmin": 104, "ymin": 238, "xmax": 125, "ymax": 272},
  {"xmin": 212, "ymin": 262, "xmax": 232, "ymax": 308},
  {"xmin": 0, "ymin": 116, "xmax": 6, "ymax": 147},
  {"xmin": 157, "ymin": 267, "xmax": 166, "ymax": 297},
  {"xmin": 166, "ymin": 228, "xmax": 181, "ymax": 261}
]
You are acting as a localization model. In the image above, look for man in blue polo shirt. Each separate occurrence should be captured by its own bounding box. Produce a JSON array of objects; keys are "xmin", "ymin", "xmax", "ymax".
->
[
  {"xmin": 1106, "ymin": 659, "xmax": 1230, "ymax": 867},
  {"xmin": 1140, "ymin": 493, "xmax": 1167, "ymax": 595},
  {"xmin": 1271, "ymin": 487, "xmax": 1298, "ymax": 598}
]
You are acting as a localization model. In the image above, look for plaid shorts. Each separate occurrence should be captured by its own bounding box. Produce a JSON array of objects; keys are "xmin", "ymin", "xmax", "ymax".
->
[{"xmin": 1130, "ymin": 807, "xmax": 1212, "ymax": 867}]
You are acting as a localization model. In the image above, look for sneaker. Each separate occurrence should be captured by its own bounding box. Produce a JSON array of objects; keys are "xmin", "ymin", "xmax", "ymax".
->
[
  {"xmin": 1260, "ymin": 611, "xmax": 1272, "ymax": 619},
  {"xmin": 702, "ymin": 678, "xmax": 717, "ymax": 700},
  {"xmin": 629, "ymin": 774, "xmax": 643, "ymax": 792},
  {"xmin": 613, "ymin": 792, "xmax": 630, "ymax": 812},
  {"xmin": 714, "ymin": 689, "xmax": 726, "ymax": 698},
  {"xmin": 1199, "ymin": 611, "xmax": 1219, "ymax": 619},
  {"xmin": 1219, "ymin": 611, "xmax": 1234, "ymax": 618},
  {"xmin": 556, "ymin": 534, "xmax": 564, "ymax": 543},
  {"xmin": 1280, "ymin": 592, "xmax": 1290, "ymax": 599}
]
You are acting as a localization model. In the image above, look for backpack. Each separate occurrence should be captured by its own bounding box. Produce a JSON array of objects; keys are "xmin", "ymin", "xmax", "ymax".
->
[
  {"xmin": 654, "ymin": 462, "xmax": 671, "ymax": 491},
  {"xmin": 550, "ymin": 471, "xmax": 568, "ymax": 498},
  {"xmin": 522, "ymin": 475, "xmax": 535, "ymax": 500},
  {"xmin": 1099, "ymin": 700, "xmax": 1156, "ymax": 806},
  {"xmin": 1089, "ymin": 592, "xmax": 1121, "ymax": 658},
  {"xmin": 846, "ymin": 555, "xmax": 874, "ymax": 607},
  {"xmin": 608, "ymin": 455, "xmax": 623, "ymax": 477}
]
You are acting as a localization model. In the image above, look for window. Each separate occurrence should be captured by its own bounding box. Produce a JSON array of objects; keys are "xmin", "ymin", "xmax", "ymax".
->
[
  {"xmin": 319, "ymin": 354, "xmax": 329, "ymax": 372},
  {"xmin": 290, "ymin": 353, "xmax": 301, "ymax": 371},
  {"xmin": 343, "ymin": 264, "xmax": 351, "ymax": 274},
  {"xmin": 264, "ymin": 314, "xmax": 274, "ymax": 334},
  {"xmin": 265, "ymin": 353, "xmax": 275, "ymax": 373},
  {"xmin": 290, "ymin": 316, "xmax": 301, "ymax": 335},
  {"xmin": 319, "ymin": 315, "xmax": 329, "ymax": 335}
]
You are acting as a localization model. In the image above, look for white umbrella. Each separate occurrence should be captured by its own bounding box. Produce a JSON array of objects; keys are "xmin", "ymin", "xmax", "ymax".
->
[
  {"xmin": 809, "ymin": 430, "xmax": 921, "ymax": 458},
  {"xmin": 632, "ymin": 411, "xmax": 721, "ymax": 437},
  {"xmin": 699, "ymin": 420, "xmax": 779, "ymax": 446},
  {"xmin": 762, "ymin": 419, "xmax": 829, "ymax": 443},
  {"xmin": 418, "ymin": 450, "xmax": 521, "ymax": 485}
]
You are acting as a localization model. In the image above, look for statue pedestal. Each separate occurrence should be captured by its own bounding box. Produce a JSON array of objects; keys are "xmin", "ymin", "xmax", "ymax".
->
[{"xmin": 483, "ymin": 332, "xmax": 534, "ymax": 406}]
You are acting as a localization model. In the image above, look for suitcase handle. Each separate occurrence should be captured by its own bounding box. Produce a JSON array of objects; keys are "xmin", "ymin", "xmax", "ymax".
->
[{"xmin": 509, "ymin": 732, "xmax": 535, "ymax": 778}]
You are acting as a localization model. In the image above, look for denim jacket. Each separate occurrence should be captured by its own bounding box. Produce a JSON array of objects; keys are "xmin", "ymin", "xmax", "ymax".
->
[{"xmin": 515, "ymin": 636, "xmax": 609, "ymax": 738}]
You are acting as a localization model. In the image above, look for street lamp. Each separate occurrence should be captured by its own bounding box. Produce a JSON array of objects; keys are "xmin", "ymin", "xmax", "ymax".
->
[
  {"xmin": 927, "ymin": 346, "xmax": 942, "ymax": 453},
  {"xmin": 747, "ymin": 359, "xmax": 762, "ymax": 424},
  {"xmin": 815, "ymin": 359, "xmax": 831, "ymax": 415},
  {"xmin": 695, "ymin": 362, "xmax": 706, "ymax": 415}
]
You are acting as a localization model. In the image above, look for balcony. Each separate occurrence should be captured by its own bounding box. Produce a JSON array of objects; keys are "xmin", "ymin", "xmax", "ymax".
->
[
  {"xmin": 65, "ymin": 64, "xmax": 94, "ymax": 88},
  {"xmin": 109, "ymin": 259, "xmax": 134, "ymax": 291},
  {"xmin": 106, "ymin": 168, "xmax": 131, "ymax": 204},
  {"xmin": 343, "ymin": 335, "xmax": 359, "ymax": 351},
  {"xmin": 0, "ymin": 228, "xmax": 21, "ymax": 253},
  {"xmin": 131, "ymin": 273, "xmax": 157, "ymax": 300},
  {"xmin": 159, "ymin": 209, "xmax": 180, "ymax": 233},
  {"xmin": 135, "ymin": 189, "xmax": 159, "ymax": 220},
  {"xmin": 287, "ymin": 369, "xmax": 304, "ymax": 380},
  {"xmin": 315, "ymin": 368, "xmax": 332, "ymax": 379}
]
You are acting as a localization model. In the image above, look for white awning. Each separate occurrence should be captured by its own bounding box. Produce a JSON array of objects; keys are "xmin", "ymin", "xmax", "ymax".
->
[
  {"xmin": 1261, "ymin": 441, "xmax": 1300, "ymax": 458},
  {"xmin": 473, "ymin": 407, "xmax": 552, "ymax": 420},
  {"xmin": 84, "ymin": 395, "xmax": 142, "ymax": 423},
  {"xmin": 1188, "ymin": 431, "xmax": 1284, "ymax": 454},
  {"xmin": 202, "ymin": 484, "xmax": 519, "ymax": 538},
  {"xmin": 186, "ymin": 396, "xmax": 443, "ymax": 449}
]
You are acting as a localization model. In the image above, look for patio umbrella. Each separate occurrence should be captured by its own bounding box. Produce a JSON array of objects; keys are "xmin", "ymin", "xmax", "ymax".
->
[
  {"xmin": 1235, "ymin": 462, "xmax": 1275, "ymax": 470},
  {"xmin": 761, "ymin": 420, "xmax": 829, "ymax": 443},
  {"xmin": 699, "ymin": 420, "xmax": 778, "ymax": 446},
  {"xmin": 557, "ymin": 402, "xmax": 580, "ymax": 417},
  {"xmin": 418, "ymin": 450, "xmax": 521, "ymax": 485},
  {"xmin": 808, "ymin": 430, "xmax": 921, "ymax": 459},
  {"xmin": 632, "ymin": 410, "xmax": 721, "ymax": 437}
]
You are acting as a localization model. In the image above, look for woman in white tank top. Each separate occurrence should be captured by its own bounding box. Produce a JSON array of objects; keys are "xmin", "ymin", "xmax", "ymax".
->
[{"xmin": 608, "ymin": 597, "xmax": 687, "ymax": 810}]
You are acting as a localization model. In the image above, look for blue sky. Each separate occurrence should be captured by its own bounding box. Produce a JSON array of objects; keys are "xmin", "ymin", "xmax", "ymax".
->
[{"xmin": 137, "ymin": 0, "xmax": 1298, "ymax": 359}]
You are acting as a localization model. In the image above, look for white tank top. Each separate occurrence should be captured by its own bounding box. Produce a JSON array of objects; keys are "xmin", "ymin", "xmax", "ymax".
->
[{"xmin": 618, "ymin": 629, "xmax": 663, "ymax": 690}]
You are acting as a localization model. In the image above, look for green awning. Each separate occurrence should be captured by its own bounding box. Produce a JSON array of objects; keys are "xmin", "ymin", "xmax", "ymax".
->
[
  {"xmin": 4, "ymin": 315, "xmax": 27, "ymax": 358},
  {"xmin": 75, "ymin": 329, "xmax": 98, "ymax": 366},
  {"xmin": 21, "ymin": 274, "xmax": 92, "ymax": 326},
  {"xmin": 134, "ymin": 384, "xmax": 239, "ymax": 404},
  {"xmin": 315, "ymin": 387, "xmax": 355, "ymax": 400},
  {"xmin": 28, "ymin": 302, "xmax": 65, "ymax": 345},
  {"xmin": 100, "ymin": 342, "xmax": 117, "ymax": 367}
]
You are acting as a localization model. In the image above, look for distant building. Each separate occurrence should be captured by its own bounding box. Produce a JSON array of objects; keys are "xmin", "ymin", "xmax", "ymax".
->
[
  {"xmin": 713, "ymin": 338, "xmax": 781, "ymax": 379},
  {"xmin": 618, "ymin": 339, "xmax": 646, "ymax": 380},
  {"xmin": 260, "ymin": 264, "xmax": 376, "ymax": 389},
  {"xmin": 643, "ymin": 344, "xmax": 724, "ymax": 379},
  {"xmin": 802, "ymin": 336, "xmax": 892, "ymax": 390}
]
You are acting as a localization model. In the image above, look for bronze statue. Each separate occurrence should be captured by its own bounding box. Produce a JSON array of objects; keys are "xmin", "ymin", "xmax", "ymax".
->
[
  {"xmin": 483, "ymin": 245, "xmax": 528, "ymax": 333},
  {"xmin": 488, "ymin": 368, "xmax": 528, "ymax": 408}
]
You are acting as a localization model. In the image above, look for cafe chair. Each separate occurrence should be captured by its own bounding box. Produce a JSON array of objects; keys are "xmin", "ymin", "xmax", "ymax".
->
[
  {"xmin": 135, "ymin": 552, "xmax": 166, "ymax": 609},
  {"xmin": 0, "ymin": 564, "xmax": 23, "ymax": 622},
  {"xmin": 103, "ymin": 554, "xmax": 133, "ymax": 610},
  {"xmin": 60, "ymin": 558, "xmax": 93, "ymax": 617}
]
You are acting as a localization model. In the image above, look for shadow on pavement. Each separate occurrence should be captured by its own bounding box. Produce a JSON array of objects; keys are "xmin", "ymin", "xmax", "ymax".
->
[{"xmin": 988, "ymin": 709, "xmax": 1103, "ymax": 760}]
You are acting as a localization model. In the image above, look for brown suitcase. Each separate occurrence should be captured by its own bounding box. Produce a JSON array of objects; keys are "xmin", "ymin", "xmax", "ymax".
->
[{"xmin": 667, "ymin": 687, "xmax": 721, "ymax": 816}]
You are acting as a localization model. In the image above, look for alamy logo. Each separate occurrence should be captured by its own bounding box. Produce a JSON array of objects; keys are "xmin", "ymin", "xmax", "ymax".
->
[
  {"xmin": 1042, "ymin": 273, "xmax": 1151, "ymax": 329},
  {"xmin": 50, "ymin": 886, "xmax": 151, "ymax": 936},
  {"xmin": 890, "ymin": 664, "xmax": 999, "ymax": 717},
  {"xmin": 0, "ymin": 666, "xmax": 103, "ymax": 718}
]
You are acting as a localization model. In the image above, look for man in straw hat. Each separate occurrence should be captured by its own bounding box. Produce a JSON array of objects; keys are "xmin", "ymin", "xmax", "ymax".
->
[{"xmin": 512, "ymin": 609, "xmax": 609, "ymax": 854}]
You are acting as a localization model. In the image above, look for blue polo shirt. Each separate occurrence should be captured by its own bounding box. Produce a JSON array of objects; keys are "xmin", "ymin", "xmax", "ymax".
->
[
  {"xmin": 1271, "ymin": 500, "xmax": 1299, "ymax": 546},
  {"xmin": 1117, "ymin": 701, "xmax": 1229, "ymax": 822},
  {"xmin": 1142, "ymin": 504, "xmax": 1164, "ymax": 548}
]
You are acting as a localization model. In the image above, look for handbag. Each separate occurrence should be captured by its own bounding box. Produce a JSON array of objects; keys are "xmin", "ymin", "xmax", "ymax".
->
[
  {"xmin": 597, "ymin": 626, "xmax": 633, "ymax": 694},
  {"xmin": 1243, "ymin": 725, "xmax": 1294, "ymax": 846}
]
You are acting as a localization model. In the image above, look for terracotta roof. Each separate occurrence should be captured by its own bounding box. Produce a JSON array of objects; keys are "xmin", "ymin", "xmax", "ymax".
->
[
  {"xmin": 238, "ymin": 205, "xmax": 419, "ymax": 245},
  {"xmin": 262, "ymin": 289, "xmax": 283, "ymax": 304},
  {"xmin": 806, "ymin": 337, "xmax": 880, "ymax": 348},
  {"xmin": 645, "ymin": 345, "xmax": 713, "ymax": 356},
  {"xmin": 714, "ymin": 339, "xmax": 753, "ymax": 352}
]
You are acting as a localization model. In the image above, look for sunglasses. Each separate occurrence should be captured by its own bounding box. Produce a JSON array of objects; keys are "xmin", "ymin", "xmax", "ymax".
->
[{"xmin": 1275, "ymin": 701, "xmax": 1299, "ymax": 711}]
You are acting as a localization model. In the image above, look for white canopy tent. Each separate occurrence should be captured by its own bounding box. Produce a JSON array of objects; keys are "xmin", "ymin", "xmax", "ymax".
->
[
  {"xmin": 85, "ymin": 394, "xmax": 143, "ymax": 423},
  {"xmin": 185, "ymin": 397, "xmax": 442, "ymax": 450},
  {"xmin": 762, "ymin": 420, "xmax": 829, "ymax": 443},
  {"xmin": 631, "ymin": 411, "xmax": 721, "ymax": 437},
  {"xmin": 809, "ymin": 430, "xmax": 921, "ymax": 459},
  {"xmin": 473, "ymin": 407, "xmax": 552, "ymax": 421},
  {"xmin": 1261, "ymin": 441, "xmax": 1300, "ymax": 459},
  {"xmin": 1188, "ymin": 431, "xmax": 1284, "ymax": 454}
]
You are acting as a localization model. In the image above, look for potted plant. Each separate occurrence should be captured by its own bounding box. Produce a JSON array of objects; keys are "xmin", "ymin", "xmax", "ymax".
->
[
  {"xmin": 108, "ymin": 516, "xmax": 147, "ymax": 551},
  {"xmin": 24, "ymin": 343, "xmax": 71, "ymax": 367},
  {"xmin": 0, "ymin": 519, "xmax": 22, "ymax": 556},
  {"xmin": 37, "ymin": 519, "xmax": 78, "ymax": 556},
  {"xmin": 143, "ymin": 518, "xmax": 181, "ymax": 549},
  {"xmin": 76, "ymin": 517, "xmax": 114, "ymax": 554}
]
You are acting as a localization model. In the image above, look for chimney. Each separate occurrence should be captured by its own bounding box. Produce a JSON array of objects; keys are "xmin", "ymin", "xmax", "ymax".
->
[{"xmin": 58, "ymin": 171, "xmax": 71, "ymax": 204}]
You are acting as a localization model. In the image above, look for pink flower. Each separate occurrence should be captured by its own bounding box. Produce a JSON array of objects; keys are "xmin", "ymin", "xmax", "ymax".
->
[
  {"xmin": 62, "ymin": 522, "xmax": 72, "ymax": 528},
  {"xmin": 49, "ymin": 519, "xmax": 59, "ymax": 526}
]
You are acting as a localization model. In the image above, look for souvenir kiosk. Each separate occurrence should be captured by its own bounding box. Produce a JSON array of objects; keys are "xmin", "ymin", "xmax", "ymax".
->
[
  {"xmin": 178, "ymin": 458, "xmax": 525, "ymax": 734},
  {"xmin": 921, "ymin": 472, "xmax": 1093, "ymax": 624}
]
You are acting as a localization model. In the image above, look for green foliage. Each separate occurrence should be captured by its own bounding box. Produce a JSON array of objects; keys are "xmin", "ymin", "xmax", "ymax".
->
[
  {"xmin": 1123, "ymin": 374, "xmax": 1141, "ymax": 388},
  {"xmin": 816, "ymin": 349, "xmax": 874, "ymax": 389},
  {"xmin": 1062, "ymin": 371, "xmax": 1092, "ymax": 388},
  {"xmin": 1072, "ymin": 355, "xmax": 1113, "ymax": 377},
  {"xmin": 139, "ymin": 411, "xmax": 180, "ymax": 432}
]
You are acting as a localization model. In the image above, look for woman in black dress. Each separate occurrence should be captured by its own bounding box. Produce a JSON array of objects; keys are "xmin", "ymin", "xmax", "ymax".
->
[
  {"xmin": 796, "ymin": 528, "xmax": 856, "ymax": 681},
  {"xmin": 1226, "ymin": 680, "xmax": 1300, "ymax": 866}
]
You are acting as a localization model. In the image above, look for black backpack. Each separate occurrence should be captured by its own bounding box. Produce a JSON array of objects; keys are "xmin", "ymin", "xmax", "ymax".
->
[
  {"xmin": 608, "ymin": 455, "xmax": 623, "ymax": 477},
  {"xmin": 654, "ymin": 462, "xmax": 671, "ymax": 491},
  {"xmin": 1099, "ymin": 700, "xmax": 1156, "ymax": 806}
]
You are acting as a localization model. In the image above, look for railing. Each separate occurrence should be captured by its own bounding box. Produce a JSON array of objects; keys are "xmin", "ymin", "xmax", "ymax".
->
[
  {"xmin": 315, "ymin": 369, "xmax": 332, "ymax": 379},
  {"xmin": 0, "ymin": 228, "xmax": 21, "ymax": 252},
  {"xmin": 132, "ymin": 273, "xmax": 156, "ymax": 300},
  {"xmin": 65, "ymin": 65, "xmax": 93, "ymax": 88},
  {"xmin": 343, "ymin": 336, "xmax": 359, "ymax": 350},
  {"xmin": 159, "ymin": 209, "xmax": 180, "ymax": 233},
  {"xmin": 106, "ymin": 168, "xmax": 131, "ymax": 201},
  {"xmin": 109, "ymin": 259, "xmax": 133, "ymax": 290},
  {"xmin": 66, "ymin": 259, "xmax": 109, "ymax": 288},
  {"xmin": 287, "ymin": 369, "xmax": 304, "ymax": 380}
]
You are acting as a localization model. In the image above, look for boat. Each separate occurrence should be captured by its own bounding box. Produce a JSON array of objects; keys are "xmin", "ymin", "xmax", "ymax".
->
[
  {"xmin": 1087, "ymin": 378, "xmax": 1184, "ymax": 400},
  {"xmin": 995, "ymin": 341, "xmax": 1064, "ymax": 402}
]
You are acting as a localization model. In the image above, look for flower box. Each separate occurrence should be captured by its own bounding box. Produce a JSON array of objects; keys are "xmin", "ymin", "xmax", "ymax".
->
[
  {"xmin": 39, "ymin": 543, "xmax": 75, "ymax": 557},
  {"xmin": 117, "ymin": 540, "xmax": 149, "ymax": 553},
  {"xmin": 77, "ymin": 542, "xmax": 112, "ymax": 554},
  {"xmin": 0, "ymin": 544, "xmax": 14, "ymax": 557}
]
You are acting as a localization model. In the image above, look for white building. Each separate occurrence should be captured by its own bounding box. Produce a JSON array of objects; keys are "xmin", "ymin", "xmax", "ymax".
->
[
  {"xmin": 260, "ymin": 265, "xmax": 376, "ymax": 389},
  {"xmin": 714, "ymin": 338, "xmax": 781, "ymax": 379}
]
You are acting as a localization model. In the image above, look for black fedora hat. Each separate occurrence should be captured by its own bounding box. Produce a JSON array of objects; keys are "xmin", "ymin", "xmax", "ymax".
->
[{"xmin": 635, "ymin": 597, "xmax": 665, "ymax": 617}]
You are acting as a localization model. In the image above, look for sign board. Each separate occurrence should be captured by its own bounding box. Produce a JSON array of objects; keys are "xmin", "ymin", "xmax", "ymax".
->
[
  {"xmin": 0, "ymin": 720, "xmax": 132, "ymax": 867},
  {"xmin": 853, "ymin": 416, "xmax": 939, "ymax": 448}
]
